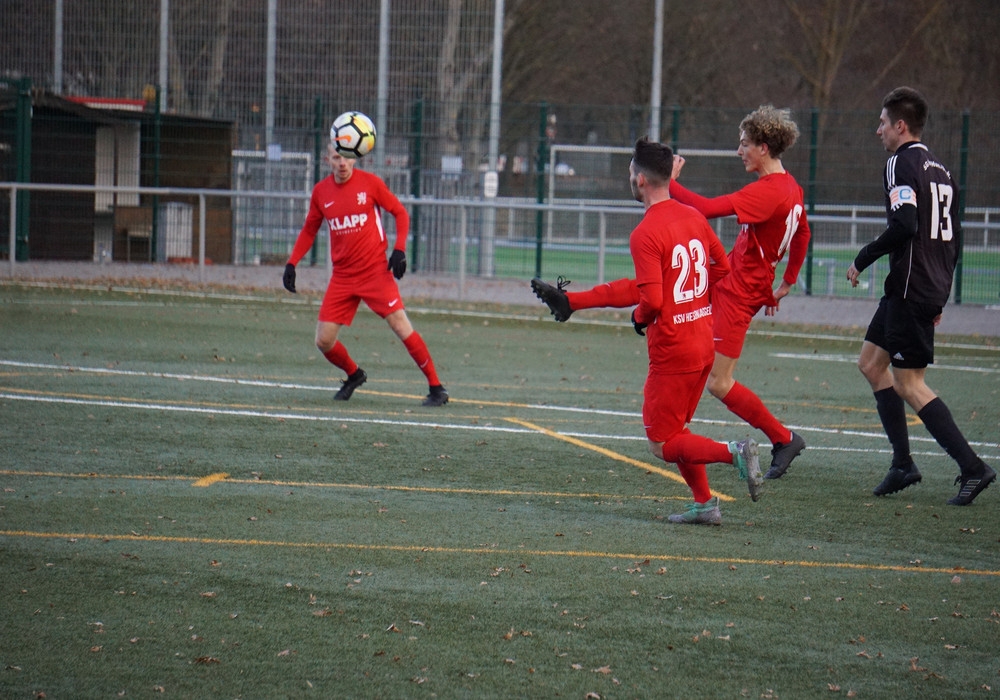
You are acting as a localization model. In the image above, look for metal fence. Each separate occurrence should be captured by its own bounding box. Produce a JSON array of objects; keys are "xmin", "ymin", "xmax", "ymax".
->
[
  {"xmin": 3, "ymin": 3, "xmax": 999, "ymax": 304},
  {"xmin": 4, "ymin": 182, "xmax": 999, "ymax": 305}
]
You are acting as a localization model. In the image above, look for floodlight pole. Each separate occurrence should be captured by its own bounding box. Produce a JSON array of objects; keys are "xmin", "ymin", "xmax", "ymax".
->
[
  {"xmin": 377, "ymin": 0, "xmax": 390, "ymax": 169},
  {"xmin": 649, "ymin": 0, "xmax": 663, "ymax": 141},
  {"xmin": 480, "ymin": 0, "xmax": 504, "ymax": 277},
  {"xmin": 53, "ymin": 0, "xmax": 63, "ymax": 94},
  {"xmin": 159, "ymin": 0, "xmax": 169, "ymax": 112}
]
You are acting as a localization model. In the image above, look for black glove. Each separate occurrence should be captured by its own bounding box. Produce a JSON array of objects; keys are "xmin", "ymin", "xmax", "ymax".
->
[
  {"xmin": 388, "ymin": 249, "xmax": 407, "ymax": 280},
  {"xmin": 282, "ymin": 263, "xmax": 297, "ymax": 293},
  {"xmin": 631, "ymin": 309, "xmax": 647, "ymax": 336}
]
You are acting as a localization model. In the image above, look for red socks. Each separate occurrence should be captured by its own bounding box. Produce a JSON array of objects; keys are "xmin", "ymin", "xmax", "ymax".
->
[
  {"xmin": 721, "ymin": 381, "xmax": 791, "ymax": 446},
  {"xmin": 324, "ymin": 334, "xmax": 440, "ymax": 387},
  {"xmin": 677, "ymin": 462, "xmax": 712, "ymax": 503},
  {"xmin": 403, "ymin": 332, "xmax": 441, "ymax": 386},
  {"xmin": 322, "ymin": 341, "xmax": 358, "ymax": 376},
  {"xmin": 567, "ymin": 278, "xmax": 639, "ymax": 311},
  {"xmin": 660, "ymin": 429, "xmax": 734, "ymax": 503}
]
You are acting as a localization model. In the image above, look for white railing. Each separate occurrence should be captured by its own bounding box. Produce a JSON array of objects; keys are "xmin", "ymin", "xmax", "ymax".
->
[{"xmin": 3, "ymin": 182, "xmax": 999, "ymax": 292}]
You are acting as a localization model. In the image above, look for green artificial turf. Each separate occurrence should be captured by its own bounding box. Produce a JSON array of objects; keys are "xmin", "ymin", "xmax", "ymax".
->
[{"xmin": 1, "ymin": 282, "xmax": 998, "ymax": 699}]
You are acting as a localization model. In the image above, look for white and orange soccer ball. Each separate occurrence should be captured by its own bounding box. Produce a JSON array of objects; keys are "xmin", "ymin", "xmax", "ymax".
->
[{"xmin": 330, "ymin": 111, "xmax": 377, "ymax": 159}]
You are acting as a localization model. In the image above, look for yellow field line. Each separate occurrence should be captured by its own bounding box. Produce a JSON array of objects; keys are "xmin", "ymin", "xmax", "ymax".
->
[
  {"xmin": 505, "ymin": 417, "xmax": 737, "ymax": 502},
  {"xmin": 2, "ymin": 529, "xmax": 996, "ymax": 577},
  {"xmin": 0, "ymin": 469, "xmax": 677, "ymax": 501},
  {"xmin": 192, "ymin": 472, "xmax": 229, "ymax": 487}
]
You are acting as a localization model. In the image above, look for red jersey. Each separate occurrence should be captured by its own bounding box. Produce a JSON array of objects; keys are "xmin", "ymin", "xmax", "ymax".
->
[
  {"xmin": 288, "ymin": 169, "xmax": 409, "ymax": 279},
  {"xmin": 631, "ymin": 199, "xmax": 730, "ymax": 373},
  {"xmin": 670, "ymin": 172, "xmax": 810, "ymax": 306}
]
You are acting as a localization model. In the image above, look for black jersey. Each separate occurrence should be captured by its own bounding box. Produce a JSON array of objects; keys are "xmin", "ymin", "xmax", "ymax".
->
[{"xmin": 853, "ymin": 141, "xmax": 960, "ymax": 307}]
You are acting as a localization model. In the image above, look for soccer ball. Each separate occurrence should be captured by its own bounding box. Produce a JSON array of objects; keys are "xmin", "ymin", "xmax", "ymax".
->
[{"xmin": 330, "ymin": 111, "xmax": 377, "ymax": 159}]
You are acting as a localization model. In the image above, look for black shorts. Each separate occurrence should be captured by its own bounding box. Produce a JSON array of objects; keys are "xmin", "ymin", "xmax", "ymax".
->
[{"xmin": 864, "ymin": 296, "xmax": 941, "ymax": 369}]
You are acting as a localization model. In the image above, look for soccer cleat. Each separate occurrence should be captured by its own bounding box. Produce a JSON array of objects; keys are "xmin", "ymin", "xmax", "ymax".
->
[
  {"xmin": 667, "ymin": 497, "xmax": 722, "ymax": 525},
  {"xmin": 334, "ymin": 368, "xmax": 367, "ymax": 401},
  {"xmin": 530, "ymin": 276, "xmax": 574, "ymax": 322},
  {"xmin": 947, "ymin": 463, "xmax": 996, "ymax": 506},
  {"xmin": 764, "ymin": 431, "xmax": 806, "ymax": 479},
  {"xmin": 422, "ymin": 385, "xmax": 449, "ymax": 407},
  {"xmin": 729, "ymin": 439, "xmax": 763, "ymax": 501},
  {"xmin": 872, "ymin": 462, "xmax": 922, "ymax": 496}
]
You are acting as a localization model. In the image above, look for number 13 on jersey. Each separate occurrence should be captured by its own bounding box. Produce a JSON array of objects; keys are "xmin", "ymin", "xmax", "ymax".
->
[{"xmin": 929, "ymin": 182, "xmax": 954, "ymax": 241}]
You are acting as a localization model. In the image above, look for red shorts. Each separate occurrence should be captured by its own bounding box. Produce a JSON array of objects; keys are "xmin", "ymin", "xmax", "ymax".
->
[
  {"xmin": 711, "ymin": 287, "xmax": 761, "ymax": 359},
  {"xmin": 642, "ymin": 364, "xmax": 712, "ymax": 443},
  {"xmin": 318, "ymin": 267, "xmax": 405, "ymax": 324}
]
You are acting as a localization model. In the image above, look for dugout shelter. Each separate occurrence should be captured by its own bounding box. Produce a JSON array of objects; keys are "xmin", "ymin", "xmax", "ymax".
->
[{"xmin": 0, "ymin": 85, "xmax": 234, "ymax": 263}]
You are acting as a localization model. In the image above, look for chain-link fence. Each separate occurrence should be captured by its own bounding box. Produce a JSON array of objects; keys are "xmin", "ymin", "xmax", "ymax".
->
[{"xmin": 2, "ymin": 2, "xmax": 998, "ymax": 303}]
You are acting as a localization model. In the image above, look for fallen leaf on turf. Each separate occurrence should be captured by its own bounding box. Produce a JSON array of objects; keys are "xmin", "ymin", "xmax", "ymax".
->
[
  {"xmin": 592, "ymin": 665, "xmax": 611, "ymax": 674},
  {"xmin": 277, "ymin": 649, "xmax": 292, "ymax": 656},
  {"xmin": 572, "ymin": 663, "xmax": 583, "ymax": 670},
  {"xmin": 200, "ymin": 591, "xmax": 216, "ymax": 598},
  {"xmin": 828, "ymin": 684, "xmax": 840, "ymax": 691},
  {"xmin": 194, "ymin": 656, "xmax": 220, "ymax": 664},
  {"xmin": 909, "ymin": 657, "xmax": 926, "ymax": 672},
  {"xmin": 313, "ymin": 608, "xmax": 332, "ymax": 617},
  {"xmin": 585, "ymin": 694, "xmax": 601, "ymax": 699}
]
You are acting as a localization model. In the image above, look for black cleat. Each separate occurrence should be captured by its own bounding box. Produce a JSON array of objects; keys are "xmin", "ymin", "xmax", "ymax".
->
[
  {"xmin": 334, "ymin": 368, "xmax": 367, "ymax": 401},
  {"xmin": 764, "ymin": 431, "xmax": 806, "ymax": 479},
  {"xmin": 422, "ymin": 385, "xmax": 449, "ymax": 407},
  {"xmin": 531, "ymin": 276, "xmax": 574, "ymax": 322},
  {"xmin": 872, "ymin": 462, "xmax": 922, "ymax": 496},
  {"xmin": 947, "ymin": 463, "xmax": 996, "ymax": 506}
]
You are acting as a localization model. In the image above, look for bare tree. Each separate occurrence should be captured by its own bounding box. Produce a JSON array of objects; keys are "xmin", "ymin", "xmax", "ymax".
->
[{"xmin": 169, "ymin": 0, "xmax": 236, "ymax": 117}]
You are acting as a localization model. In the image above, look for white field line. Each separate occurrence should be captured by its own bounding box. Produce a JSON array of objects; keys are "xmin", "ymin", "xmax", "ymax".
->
[
  {"xmin": 1, "ymin": 359, "xmax": 997, "ymax": 459},
  {"xmin": 4, "ymin": 281, "xmax": 997, "ymax": 350},
  {"xmin": 771, "ymin": 352, "xmax": 1000, "ymax": 374}
]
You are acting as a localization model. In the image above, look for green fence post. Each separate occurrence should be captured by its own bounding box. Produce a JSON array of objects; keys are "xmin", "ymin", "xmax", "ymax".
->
[
  {"xmin": 955, "ymin": 110, "xmax": 970, "ymax": 304},
  {"xmin": 805, "ymin": 107, "xmax": 818, "ymax": 295},
  {"xmin": 669, "ymin": 104, "xmax": 680, "ymax": 153},
  {"xmin": 310, "ymin": 95, "xmax": 323, "ymax": 267},
  {"xmin": 534, "ymin": 102, "xmax": 548, "ymax": 279},
  {"xmin": 410, "ymin": 97, "xmax": 423, "ymax": 272},
  {"xmin": 14, "ymin": 77, "xmax": 32, "ymax": 261}
]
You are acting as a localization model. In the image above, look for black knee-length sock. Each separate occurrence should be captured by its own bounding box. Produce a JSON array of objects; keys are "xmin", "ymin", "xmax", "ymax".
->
[
  {"xmin": 874, "ymin": 387, "xmax": 911, "ymax": 467},
  {"xmin": 917, "ymin": 397, "xmax": 980, "ymax": 473}
]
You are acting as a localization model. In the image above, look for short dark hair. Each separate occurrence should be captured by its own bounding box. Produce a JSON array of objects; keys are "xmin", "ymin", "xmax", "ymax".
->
[
  {"xmin": 632, "ymin": 137, "xmax": 673, "ymax": 184},
  {"xmin": 882, "ymin": 86, "xmax": 928, "ymax": 136}
]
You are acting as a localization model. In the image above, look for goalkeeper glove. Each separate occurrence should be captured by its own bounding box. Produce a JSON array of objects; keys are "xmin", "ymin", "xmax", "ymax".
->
[
  {"xmin": 388, "ymin": 249, "xmax": 407, "ymax": 279},
  {"xmin": 282, "ymin": 263, "xmax": 296, "ymax": 293},
  {"xmin": 631, "ymin": 309, "xmax": 647, "ymax": 336}
]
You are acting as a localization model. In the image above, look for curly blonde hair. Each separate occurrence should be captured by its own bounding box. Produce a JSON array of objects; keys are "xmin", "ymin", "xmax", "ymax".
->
[{"xmin": 739, "ymin": 105, "xmax": 799, "ymax": 158}]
